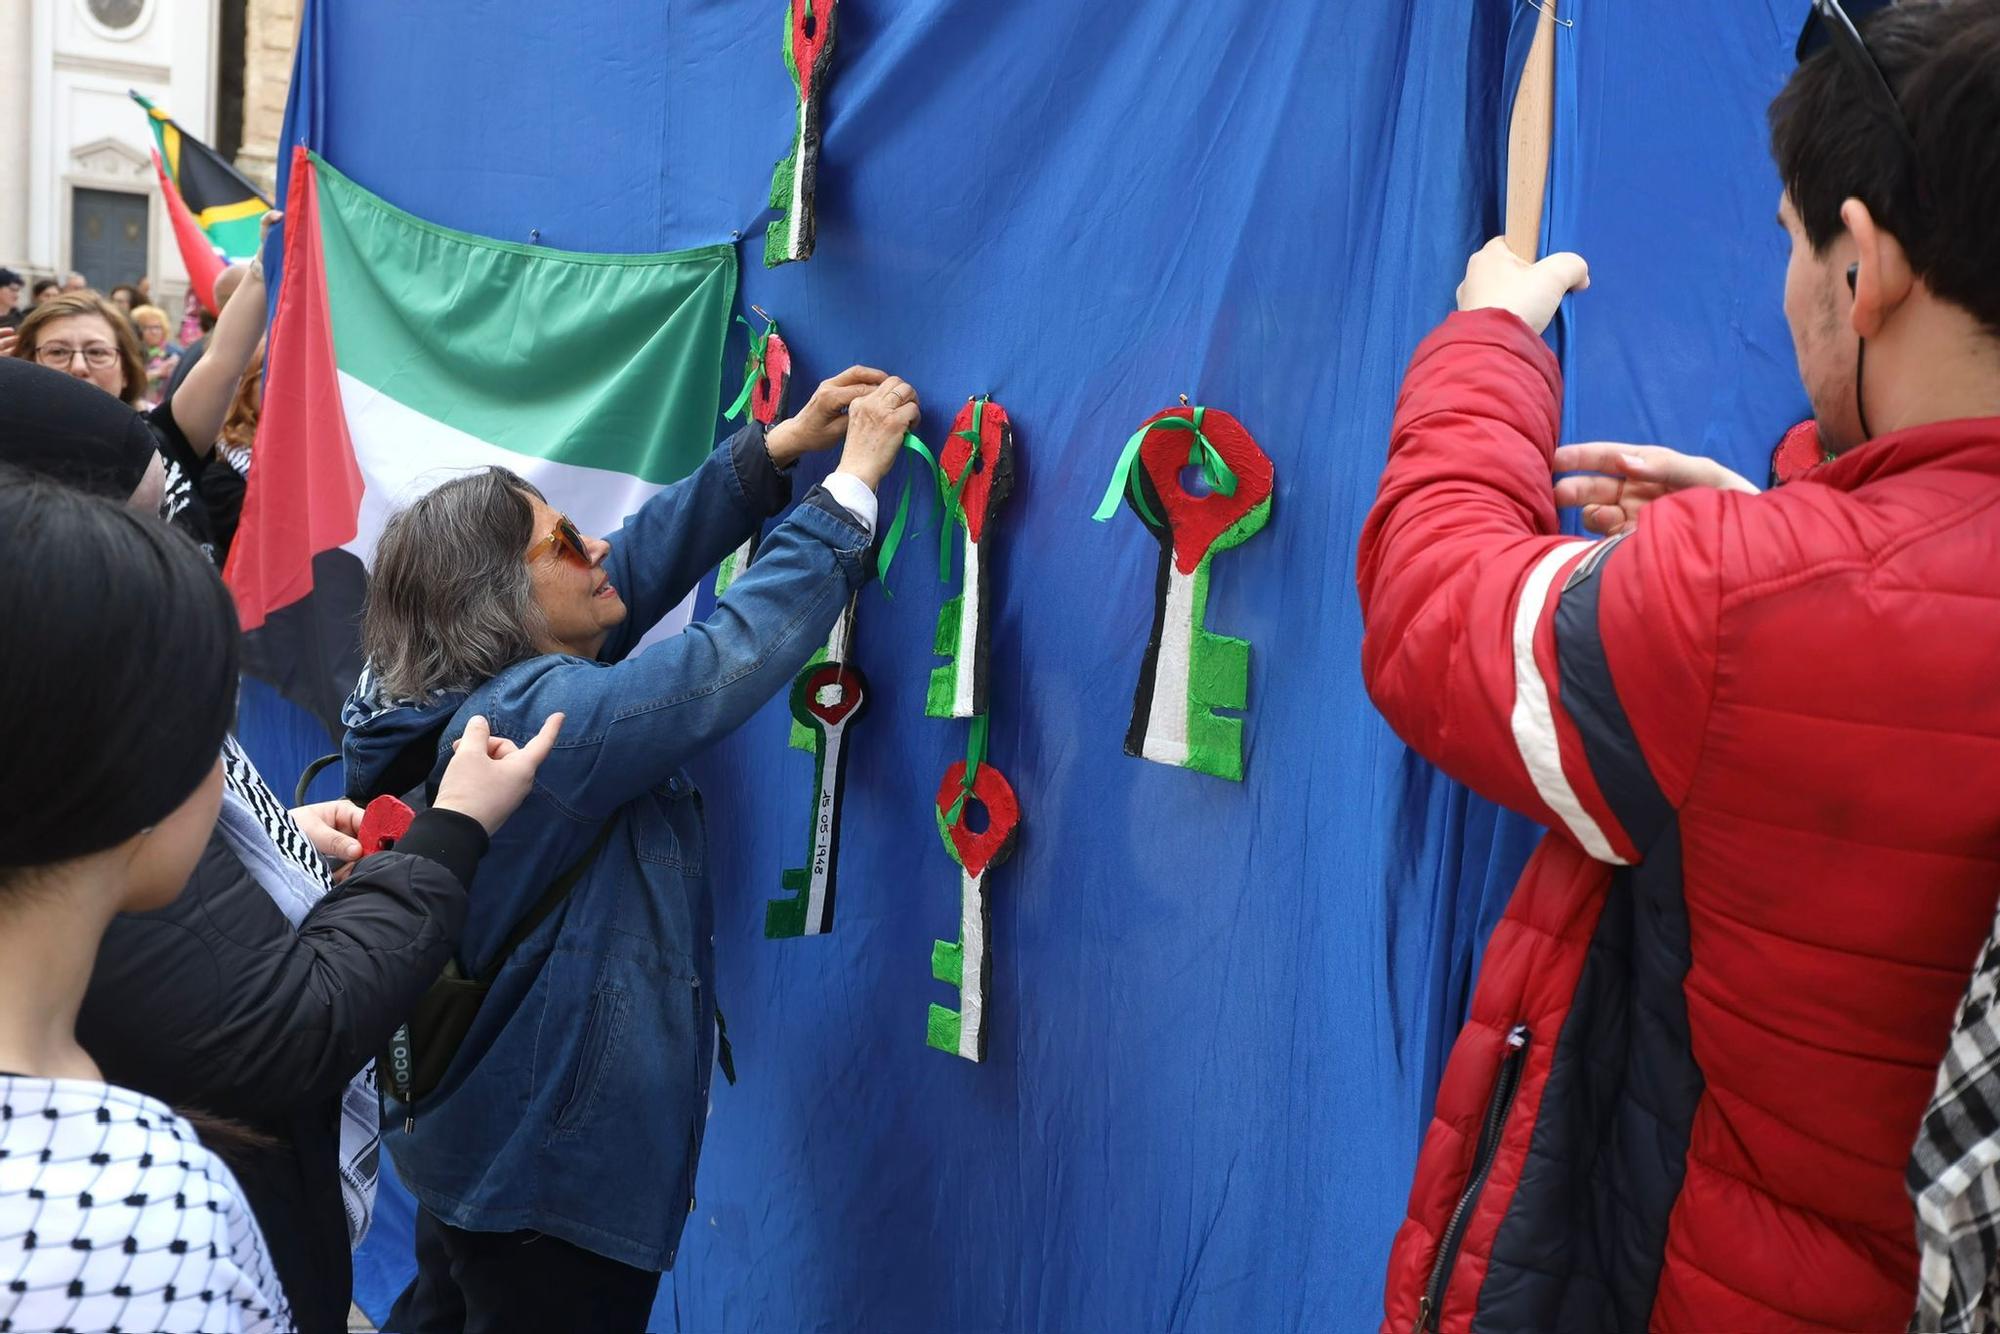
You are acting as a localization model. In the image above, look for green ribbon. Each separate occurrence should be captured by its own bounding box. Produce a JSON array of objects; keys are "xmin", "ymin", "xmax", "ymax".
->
[
  {"xmin": 877, "ymin": 400, "xmax": 988, "ymax": 593},
  {"xmin": 876, "ymin": 432, "xmax": 941, "ymax": 595},
  {"xmin": 723, "ymin": 314, "xmax": 774, "ymax": 422},
  {"xmin": 945, "ymin": 711, "xmax": 991, "ymax": 827},
  {"xmin": 1089, "ymin": 404, "xmax": 1239, "ymax": 527}
]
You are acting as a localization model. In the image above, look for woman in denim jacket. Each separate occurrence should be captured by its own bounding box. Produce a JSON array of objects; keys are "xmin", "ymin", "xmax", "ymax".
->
[{"xmin": 342, "ymin": 366, "xmax": 919, "ymax": 1332}]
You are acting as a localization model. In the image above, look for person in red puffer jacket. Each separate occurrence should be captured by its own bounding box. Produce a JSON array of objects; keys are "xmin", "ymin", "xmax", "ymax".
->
[{"xmin": 1358, "ymin": 3, "xmax": 2000, "ymax": 1329}]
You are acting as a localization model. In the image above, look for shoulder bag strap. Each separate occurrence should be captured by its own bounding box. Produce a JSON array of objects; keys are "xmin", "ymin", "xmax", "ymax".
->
[{"xmin": 479, "ymin": 821, "xmax": 614, "ymax": 983}]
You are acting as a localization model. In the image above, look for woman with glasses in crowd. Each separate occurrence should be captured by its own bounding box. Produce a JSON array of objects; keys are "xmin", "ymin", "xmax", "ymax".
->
[{"xmin": 0, "ymin": 211, "xmax": 278, "ymax": 565}]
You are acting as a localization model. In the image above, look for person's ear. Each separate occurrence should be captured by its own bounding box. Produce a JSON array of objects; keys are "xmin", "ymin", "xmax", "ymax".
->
[{"xmin": 1840, "ymin": 197, "xmax": 1914, "ymax": 338}]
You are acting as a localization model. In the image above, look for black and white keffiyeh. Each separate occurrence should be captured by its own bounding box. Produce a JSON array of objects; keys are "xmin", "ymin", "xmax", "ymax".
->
[
  {"xmin": 1909, "ymin": 902, "xmax": 2000, "ymax": 1332},
  {"xmin": 216, "ymin": 738, "xmax": 381, "ymax": 1247},
  {"xmin": 0, "ymin": 1077, "xmax": 290, "ymax": 1333}
]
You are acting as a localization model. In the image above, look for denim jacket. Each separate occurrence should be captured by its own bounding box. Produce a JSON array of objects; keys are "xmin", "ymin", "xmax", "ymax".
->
[{"xmin": 342, "ymin": 424, "xmax": 871, "ymax": 1270}]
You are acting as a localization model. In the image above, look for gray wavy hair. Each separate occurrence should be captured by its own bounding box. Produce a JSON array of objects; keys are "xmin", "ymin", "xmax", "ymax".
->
[{"xmin": 361, "ymin": 467, "xmax": 550, "ymax": 704}]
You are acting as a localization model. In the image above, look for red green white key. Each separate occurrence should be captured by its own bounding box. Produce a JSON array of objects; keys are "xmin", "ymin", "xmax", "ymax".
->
[
  {"xmin": 926, "ymin": 396, "xmax": 1015, "ymax": 719},
  {"xmin": 927, "ymin": 757, "xmax": 1020, "ymax": 1062},
  {"xmin": 765, "ymin": 0, "xmax": 837, "ymax": 268},
  {"xmin": 766, "ymin": 651, "xmax": 866, "ymax": 938},
  {"xmin": 1099, "ymin": 405, "xmax": 1274, "ymax": 782}
]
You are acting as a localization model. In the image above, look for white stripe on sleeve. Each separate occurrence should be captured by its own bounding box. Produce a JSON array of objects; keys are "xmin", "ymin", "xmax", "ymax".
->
[{"xmin": 1508, "ymin": 541, "xmax": 1629, "ymax": 866}]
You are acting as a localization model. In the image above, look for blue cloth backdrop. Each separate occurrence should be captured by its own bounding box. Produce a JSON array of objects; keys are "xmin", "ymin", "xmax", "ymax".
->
[{"xmin": 230, "ymin": 1, "xmax": 1807, "ymax": 1328}]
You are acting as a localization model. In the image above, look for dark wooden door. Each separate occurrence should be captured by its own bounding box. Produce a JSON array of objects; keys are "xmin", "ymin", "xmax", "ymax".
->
[{"xmin": 70, "ymin": 188, "xmax": 149, "ymax": 291}]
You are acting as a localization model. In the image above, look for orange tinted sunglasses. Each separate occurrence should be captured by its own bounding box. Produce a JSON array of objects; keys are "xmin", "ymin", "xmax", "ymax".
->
[{"xmin": 532, "ymin": 513, "xmax": 591, "ymax": 566}]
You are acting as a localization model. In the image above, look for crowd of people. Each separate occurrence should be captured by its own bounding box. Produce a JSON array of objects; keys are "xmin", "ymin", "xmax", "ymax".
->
[
  {"xmin": 1, "ymin": 226, "xmax": 267, "ymax": 568},
  {"xmin": 0, "ymin": 218, "xmax": 916, "ymax": 1329},
  {"xmin": 2, "ymin": 2, "xmax": 1998, "ymax": 1332}
]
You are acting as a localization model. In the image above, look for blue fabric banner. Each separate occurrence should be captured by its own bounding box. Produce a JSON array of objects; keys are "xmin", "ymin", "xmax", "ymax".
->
[{"xmin": 238, "ymin": 2, "xmax": 1805, "ymax": 1329}]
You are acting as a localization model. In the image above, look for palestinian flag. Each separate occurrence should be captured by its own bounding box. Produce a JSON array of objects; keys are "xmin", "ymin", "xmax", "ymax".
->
[
  {"xmin": 226, "ymin": 146, "xmax": 736, "ymax": 729},
  {"xmin": 132, "ymin": 92, "xmax": 270, "ymax": 312}
]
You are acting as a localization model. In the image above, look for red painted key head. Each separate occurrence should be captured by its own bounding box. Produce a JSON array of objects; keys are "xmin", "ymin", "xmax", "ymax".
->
[
  {"xmin": 751, "ymin": 329, "xmax": 792, "ymax": 427},
  {"xmin": 785, "ymin": 0, "xmax": 837, "ymax": 102},
  {"xmin": 1129, "ymin": 406, "xmax": 1275, "ymax": 574},
  {"xmin": 357, "ymin": 794, "xmax": 415, "ymax": 856},
  {"xmin": 1769, "ymin": 418, "xmax": 1824, "ymax": 487},
  {"xmin": 939, "ymin": 397, "xmax": 1016, "ymax": 544},
  {"xmin": 789, "ymin": 659, "xmax": 868, "ymax": 734},
  {"xmin": 933, "ymin": 761, "xmax": 1021, "ymax": 878}
]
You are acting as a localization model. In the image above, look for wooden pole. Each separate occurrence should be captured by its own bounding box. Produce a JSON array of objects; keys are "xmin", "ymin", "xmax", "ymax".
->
[{"xmin": 1506, "ymin": 0, "xmax": 1560, "ymax": 260}]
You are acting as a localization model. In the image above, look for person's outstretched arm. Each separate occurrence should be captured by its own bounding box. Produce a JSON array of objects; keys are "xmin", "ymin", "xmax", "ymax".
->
[
  {"xmin": 164, "ymin": 213, "xmax": 278, "ymax": 453},
  {"xmin": 497, "ymin": 378, "xmax": 915, "ymax": 816},
  {"xmin": 1358, "ymin": 240, "xmax": 1724, "ymax": 864},
  {"xmin": 597, "ymin": 365, "xmax": 895, "ymax": 659},
  {"xmin": 81, "ymin": 716, "xmax": 560, "ymax": 1110}
]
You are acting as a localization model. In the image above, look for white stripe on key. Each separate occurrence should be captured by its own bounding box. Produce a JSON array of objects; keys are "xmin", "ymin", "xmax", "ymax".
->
[
  {"xmin": 788, "ymin": 102, "xmax": 809, "ymax": 255},
  {"xmin": 958, "ymin": 868, "xmax": 985, "ymax": 1061},
  {"xmin": 952, "ymin": 534, "xmax": 981, "ymax": 717},
  {"xmin": 1142, "ymin": 562, "xmax": 1195, "ymax": 767},
  {"xmin": 804, "ymin": 721, "xmax": 846, "ymax": 933}
]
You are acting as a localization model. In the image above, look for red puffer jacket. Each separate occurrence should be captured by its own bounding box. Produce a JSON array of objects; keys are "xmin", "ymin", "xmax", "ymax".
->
[{"xmin": 1359, "ymin": 309, "xmax": 2000, "ymax": 1332}]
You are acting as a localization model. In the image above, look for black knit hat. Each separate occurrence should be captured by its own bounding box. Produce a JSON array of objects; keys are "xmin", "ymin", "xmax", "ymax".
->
[{"xmin": 0, "ymin": 356, "xmax": 155, "ymax": 500}]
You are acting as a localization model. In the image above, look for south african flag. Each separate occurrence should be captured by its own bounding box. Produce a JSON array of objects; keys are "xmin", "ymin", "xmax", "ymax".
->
[{"xmin": 132, "ymin": 92, "xmax": 271, "ymax": 311}]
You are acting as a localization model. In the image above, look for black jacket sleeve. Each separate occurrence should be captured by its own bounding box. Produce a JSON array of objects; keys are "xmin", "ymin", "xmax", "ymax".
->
[{"xmin": 80, "ymin": 808, "xmax": 486, "ymax": 1117}]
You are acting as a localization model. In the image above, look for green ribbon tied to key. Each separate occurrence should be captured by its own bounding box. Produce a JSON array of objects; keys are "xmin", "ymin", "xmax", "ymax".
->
[
  {"xmin": 723, "ymin": 314, "xmax": 776, "ymax": 422},
  {"xmin": 945, "ymin": 710, "xmax": 991, "ymax": 827},
  {"xmin": 1090, "ymin": 403, "xmax": 1239, "ymax": 527},
  {"xmin": 876, "ymin": 397, "xmax": 987, "ymax": 594}
]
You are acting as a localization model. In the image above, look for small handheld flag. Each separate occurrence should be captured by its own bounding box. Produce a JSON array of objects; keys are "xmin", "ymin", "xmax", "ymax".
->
[{"xmin": 132, "ymin": 91, "xmax": 271, "ymax": 312}]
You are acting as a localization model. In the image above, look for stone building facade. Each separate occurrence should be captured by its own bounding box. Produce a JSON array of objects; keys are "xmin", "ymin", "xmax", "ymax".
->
[{"xmin": 0, "ymin": 0, "xmax": 298, "ymax": 311}]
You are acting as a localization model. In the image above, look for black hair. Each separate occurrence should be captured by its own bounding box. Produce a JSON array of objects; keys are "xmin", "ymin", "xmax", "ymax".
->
[
  {"xmin": 1770, "ymin": 0, "xmax": 2000, "ymax": 336},
  {"xmin": 0, "ymin": 470, "xmax": 240, "ymax": 875}
]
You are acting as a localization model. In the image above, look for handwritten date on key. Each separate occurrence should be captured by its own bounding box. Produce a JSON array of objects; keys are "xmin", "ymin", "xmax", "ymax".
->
[{"xmin": 766, "ymin": 659, "xmax": 866, "ymax": 938}]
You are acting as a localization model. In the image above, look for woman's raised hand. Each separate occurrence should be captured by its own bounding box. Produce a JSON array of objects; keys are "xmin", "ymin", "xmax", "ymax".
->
[
  {"xmin": 765, "ymin": 365, "xmax": 890, "ymax": 466},
  {"xmin": 835, "ymin": 375, "xmax": 921, "ymax": 490}
]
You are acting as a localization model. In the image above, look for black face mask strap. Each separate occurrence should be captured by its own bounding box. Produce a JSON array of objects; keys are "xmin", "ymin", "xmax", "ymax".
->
[
  {"xmin": 1847, "ymin": 262, "xmax": 1874, "ymax": 441},
  {"xmin": 1854, "ymin": 340, "xmax": 1874, "ymax": 441}
]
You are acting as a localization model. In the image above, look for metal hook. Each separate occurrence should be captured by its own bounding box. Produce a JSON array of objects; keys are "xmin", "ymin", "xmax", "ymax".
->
[
  {"xmin": 1518, "ymin": 0, "xmax": 1573, "ymax": 28},
  {"xmin": 1178, "ymin": 393, "xmax": 1190, "ymax": 406},
  {"xmin": 751, "ymin": 304, "xmax": 772, "ymax": 324}
]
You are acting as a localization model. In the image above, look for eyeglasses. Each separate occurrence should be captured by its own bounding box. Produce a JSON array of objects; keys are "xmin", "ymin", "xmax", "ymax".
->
[
  {"xmin": 35, "ymin": 343, "xmax": 120, "ymax": 370},
  {"xmin": 1797, "ymin": 0, "xmax": 1920, "ymax": 156},
  {"xmin": 531, "ymin": 513, "xmax": 591, "ymax": 566}
]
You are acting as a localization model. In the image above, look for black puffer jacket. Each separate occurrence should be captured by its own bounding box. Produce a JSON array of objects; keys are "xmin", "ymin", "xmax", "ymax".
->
[{"xmin": 77, "ymin": 805, "xmax": 485, "ymax": 1334}]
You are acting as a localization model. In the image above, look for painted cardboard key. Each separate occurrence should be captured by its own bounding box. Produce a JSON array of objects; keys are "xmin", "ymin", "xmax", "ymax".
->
[
  {"xmin": 927, "ymin": 751, "xmax": 1020, "ymax": 1062},
  {"xmin": 1096, "ymin": 403, "xmax": 1274, "ymax": 781},
  {"xmin": 765, "ymin": 0, "xmax": 838, "ymax": 268},
  {"xmin": 766, "ymin": 651, "xmax": 867, "ymax": 938},
  {"xmin": 927, "ymin": 396, "xmax": 1015, "ymax": 719},
  {"xmin": 716, "ymin": 312, "xmax": 793, "ymax": 597}
]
